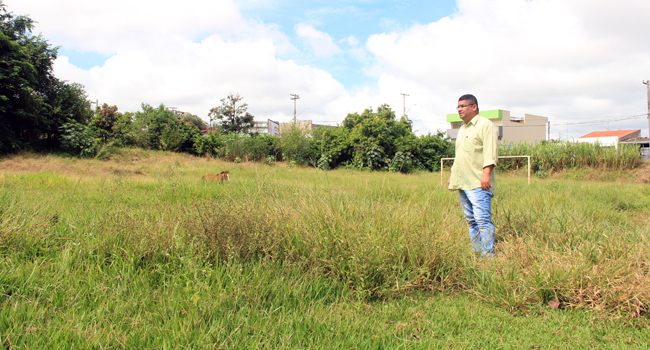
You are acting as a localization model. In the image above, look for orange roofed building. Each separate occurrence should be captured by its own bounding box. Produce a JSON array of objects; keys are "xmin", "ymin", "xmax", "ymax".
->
[{"xmin": 577, "ymin": 129, "xmax": 640, "ymax": 148}]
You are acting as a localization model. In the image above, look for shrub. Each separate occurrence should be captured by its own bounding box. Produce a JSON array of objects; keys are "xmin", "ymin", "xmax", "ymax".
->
[
  {"xmin": 280, "ymin": 124, "xmax": 310, "ymax": 163},
  {"xmin": 59, "ymin": 121, "xmax": 97, "ymax": 157},
  {"xmin": 193, "ymin": 130, "xmax": 225, "ymax": 157}
]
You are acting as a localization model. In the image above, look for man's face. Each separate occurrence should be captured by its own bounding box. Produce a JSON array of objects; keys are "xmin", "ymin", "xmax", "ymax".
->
[{"xmin": 457, "ymin": 100, "xmax": 478, "ymax": 123}]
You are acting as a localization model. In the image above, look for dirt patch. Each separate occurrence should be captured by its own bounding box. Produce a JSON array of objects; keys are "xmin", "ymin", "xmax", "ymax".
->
[
  {"xmin": 0, "ymin": 149, "xmax": 254, "ymax": 180},
  {"xmin": 634, "ymin": 161, "xmax": 650, "ymax": 184}
]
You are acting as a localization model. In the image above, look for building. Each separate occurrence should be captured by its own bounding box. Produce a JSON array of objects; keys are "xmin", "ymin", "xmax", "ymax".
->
[
  {"xmin": 619, "ymin": 137, "xmax": 650, "ymax": 160},
  {"xmin": 579, "ymin": 129, "xmax": 650, "ymax": 160},
  {"xmin": 279, "ymin": 120, "xmax": 334, "ymax": 134},
  {"xmin": 249, "ymin": 119, "xmax": 280, "ymax": 136},
  {"xmin": 446, "ymin": 110, "xmax": 548, "ymax": 144},
  {"xmin": 200, "ymin": 128, "xmax": 218, "ymax": 136},
  {"xmin": 577, "ymin": 129, "xmax": 641, "ymax": 149}
]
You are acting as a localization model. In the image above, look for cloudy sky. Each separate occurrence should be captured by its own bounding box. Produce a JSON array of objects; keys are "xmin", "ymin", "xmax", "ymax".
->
[{"xmin": 6, "ymin": 0, "xmax": 650, "ymax": 138}]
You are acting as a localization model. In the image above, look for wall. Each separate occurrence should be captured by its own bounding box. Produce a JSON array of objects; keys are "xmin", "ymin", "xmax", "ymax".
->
[
  {"xmin": 502, "ymin": 114, "xmax": 548, "ymax": 144},
  {"xmin": 446, "ymin": 110, "xmax": 548, "ymax": 144}
]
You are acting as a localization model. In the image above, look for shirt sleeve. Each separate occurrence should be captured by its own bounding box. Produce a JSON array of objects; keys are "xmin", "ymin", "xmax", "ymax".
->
[{"xmin": 482, "ymin": 122, "xmax": 498, "ymax": 168}]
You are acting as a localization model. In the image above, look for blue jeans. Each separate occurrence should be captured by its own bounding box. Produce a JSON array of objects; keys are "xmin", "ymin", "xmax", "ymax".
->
[{"xmin": 459, "ymin": 188, "xmax": 495, "ymax": 257}]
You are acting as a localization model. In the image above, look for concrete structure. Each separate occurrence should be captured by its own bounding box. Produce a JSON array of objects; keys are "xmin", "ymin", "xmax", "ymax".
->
[
  {"xmin": 577, "ymin": 129, "xmax": 641, "ymax": 149},
  {"xmin": 578, "ymin": 130, "xmax": 640, "ymax": 141},
  {"xmin": 619, "ymin": 137, "xmax": 650, "ymax": 160},
  {"xmin": 446, "ymin": 110, "xmax": 548, "ymax": 144},
  {"xmin": 279, "ymin": 120, "xmax": 334, "ymax": 134},
  {"xmin": 249, "ymin": 119, "xmax": 280, "ymax": 136}
]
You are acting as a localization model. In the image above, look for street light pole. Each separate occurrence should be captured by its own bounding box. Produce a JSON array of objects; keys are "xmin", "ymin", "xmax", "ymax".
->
[
  {"xmin": 400, "ymin": 93, "xmax": 409, "ymax": 117},
  {"xmin": 290, "ymin": 94, "xmax": 300, "ymax": 123},
  {"xmin": 644, "ymin": 80, "xmax": 650, "ymax": 137}
]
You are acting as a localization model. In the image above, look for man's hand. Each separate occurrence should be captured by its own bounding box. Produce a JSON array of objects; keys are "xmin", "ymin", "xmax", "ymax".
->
[
  {"xmin": 447, "ymin": 179, "xmax": 453, "ymax": 192},
  {"xmin": 481, "ymin": 165, "xmax": 494, "ymax": 190}
]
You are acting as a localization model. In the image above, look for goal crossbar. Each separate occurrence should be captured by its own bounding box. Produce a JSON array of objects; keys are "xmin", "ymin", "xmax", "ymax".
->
[{"xmin": 440, "ymin": 155, "xmax": 531, "ymax": 186}]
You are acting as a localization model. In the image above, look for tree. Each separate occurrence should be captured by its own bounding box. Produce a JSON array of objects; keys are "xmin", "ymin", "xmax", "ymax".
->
[
  {"xmin": 208, "ymin": 93, "xmax": 254, "ymax": 133},
  {"xmin": 0, "ymin": 1, "xmax": 55, "ymax": 152},
  {"xmin": 315, "ymin": 104, "xmax": 452, "ymax": 173},
  {"xmin": 0, "ymin": 1, "xmax": 92, "ymax": 153},
  {"xmin": 41, "ymin": 80, "xmax": 94, "ymax": 150},
  {"xmin": 90, "ymin": 103, "xmax": 138, "ymax": 147},
  {"xmin": 90, "ymin": 103, "xmax": 119, "ymax": 143},
  {"xmin": 133, "ymin": 103, "xmax": 200, "ymax": 152},
  {"xmin": 338, "ymin": 104, "xmax": 414, "ymax": 170},
  {"xmin": 179, "ymin": 112, "xmax": 207, "ymax": 131}
]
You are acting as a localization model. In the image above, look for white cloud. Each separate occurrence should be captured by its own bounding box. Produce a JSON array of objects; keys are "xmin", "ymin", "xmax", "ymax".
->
[
  {"xmin": 364, "ymin": 0, "xmax": 650, "ymax": 137},
  {"xmin": 53, "ymin": 34, "xmax": 347, "ymax": 122},
  {"xmin": 340, "ymin": 35, "xmax": 359, "ymax": 47},
  {"xmin": 7, "ymin": 0, "xmax": 243, "ymax": 54},
  {"xmin": 7, "ymin": 0, "xmax": 348, "ymax": 122},
  {"xmin": 295, "ymin": 23, "xmax": 342, "ymax": 58},
  {"xmin": 6, "ymin": 0, "xmax": 650, "ymax": 138}
]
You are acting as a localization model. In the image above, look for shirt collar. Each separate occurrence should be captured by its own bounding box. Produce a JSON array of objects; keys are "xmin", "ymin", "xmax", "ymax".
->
[{"xmin": 464, "ymin": 114, "xmax": 480, "ymax": 127}]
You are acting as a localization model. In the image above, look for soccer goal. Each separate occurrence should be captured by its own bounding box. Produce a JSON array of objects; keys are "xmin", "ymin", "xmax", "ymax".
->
[{"xmin": 440, "ymin": 155, "xmax": 531, "ymax": 186}]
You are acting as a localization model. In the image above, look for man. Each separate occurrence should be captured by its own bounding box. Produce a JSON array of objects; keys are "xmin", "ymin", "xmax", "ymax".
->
[{"xmin": 448, "ymin": 94, "xmax": 498, "ymax": 257}]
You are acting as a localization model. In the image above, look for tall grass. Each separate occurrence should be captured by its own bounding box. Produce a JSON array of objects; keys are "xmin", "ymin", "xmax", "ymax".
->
[
  {"xmin": 1, "ymin": 152, "xmax": 649, "ymax": 347},
  {"xmin": 498, "ymin": 141, "xmax": 642, "ymax": 173}
]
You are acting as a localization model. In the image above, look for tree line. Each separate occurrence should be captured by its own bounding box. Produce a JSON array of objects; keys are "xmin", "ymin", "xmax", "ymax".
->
[{"xmin": 0, "ymin": 1, "xmax": 452, "ymax": 172}]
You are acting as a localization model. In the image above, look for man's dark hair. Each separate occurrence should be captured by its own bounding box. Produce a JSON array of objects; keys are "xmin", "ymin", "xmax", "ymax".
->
[{"xmin": 459, "ymin": 94, "xmax": 479, "ymax": 112}]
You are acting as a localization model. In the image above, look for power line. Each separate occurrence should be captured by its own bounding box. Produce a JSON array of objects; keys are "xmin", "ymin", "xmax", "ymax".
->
[
  {"xmin": 555, "ymin": 113, "xmax": 647, "ymax": 126},
  {"xmin": 476, "ymin": 82, "xmax": 636, "ymax": 96}
]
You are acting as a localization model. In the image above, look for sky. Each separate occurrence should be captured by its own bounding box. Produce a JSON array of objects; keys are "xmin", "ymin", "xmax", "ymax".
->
[{"xmin": 5, "ymin": 0, "xmax": 650, "ymax": 139}]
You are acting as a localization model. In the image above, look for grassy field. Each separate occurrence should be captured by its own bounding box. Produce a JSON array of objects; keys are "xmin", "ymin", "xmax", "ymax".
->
[{"xmin": 1, "ymin": 149, "xmax": 650, "ymax": 349}]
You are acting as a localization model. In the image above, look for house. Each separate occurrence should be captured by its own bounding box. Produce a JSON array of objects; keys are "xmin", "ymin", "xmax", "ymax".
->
[
  {"xmin": 579, "ymin": 130, "xmax": 647, "ymax": 159},
  {"xmin": 200, "ymin": 128, "xmax": 219, "ymax": 136},
  {"xmin": 576, "ymin": 130, "xmax": 640, "ymax": 148},
  {"xmin": 249, "ymin": 119, "xmax": 280, "ymax": 136},
  {"xmin": 619, "ymin": 137, "xmax": 650, "ymax": 160},
  {"xmin": 446, "ymin": 110, "xmax": 548, "ymax": 144}
]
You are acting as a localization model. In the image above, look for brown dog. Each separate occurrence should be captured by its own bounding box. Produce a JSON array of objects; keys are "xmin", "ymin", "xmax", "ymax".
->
[{"xmin": 203, "ymin": 171, "xmax": 230, "ymax": 183}]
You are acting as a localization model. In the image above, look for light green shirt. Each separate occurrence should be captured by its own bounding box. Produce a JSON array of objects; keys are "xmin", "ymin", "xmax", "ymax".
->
[{"xmin": 448, "ymin": 114, "xmax": 498, "ymax": 191}]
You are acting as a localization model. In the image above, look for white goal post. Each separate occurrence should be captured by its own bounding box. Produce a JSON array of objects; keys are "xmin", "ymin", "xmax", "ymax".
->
[{"xmin": 440, "ymin": 155, "xmax": 531, "ymax": 186}]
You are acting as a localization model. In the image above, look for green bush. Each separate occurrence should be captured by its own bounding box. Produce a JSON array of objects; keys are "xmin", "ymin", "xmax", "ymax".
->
[
  {"xmin": 241, "ymin": 134, "xmax": 279, "ymax": 162},
  {"xmin": 280, "ymin": 124, "xmax": 310, "ymax": 163},
  {"xmin": 193, "ymin": 130, "xmax": 225, "ymax": 157},
  {"xmin": 315, "ymin": 105, "xmax": 452, "ymax": 173},
  {"xmin": 133, "ymin": 103, "xmax": 200, "ymax": 153},
  {"xmin": 58, "ymin": 121, "xmax": 97, "ymax": 157}
]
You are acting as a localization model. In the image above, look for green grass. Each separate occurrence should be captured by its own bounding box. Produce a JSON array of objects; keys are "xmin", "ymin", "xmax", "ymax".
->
[
  {"xmin": 1, "ymin": 150, "xmax": 649, "ymax": 348},
  {"xmin": 498, "ymin": 141, "xmax": 642, "ymax": 174}
]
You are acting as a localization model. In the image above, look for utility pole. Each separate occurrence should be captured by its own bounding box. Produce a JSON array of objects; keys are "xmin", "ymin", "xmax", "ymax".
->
[
  {"xmin": 643, "ymin": 80, "xmax": 650, "ymax": 137},
  {"xmin": 547, "ymin": 121, "xmax": 550, "ymax": 141},
  {"xmin": 290, "ymin": 94, "xmax": 300, "ymax": 123},
  {"xmin": 400, "ymin": 93, "xmax": 409, "ymax": 117}
]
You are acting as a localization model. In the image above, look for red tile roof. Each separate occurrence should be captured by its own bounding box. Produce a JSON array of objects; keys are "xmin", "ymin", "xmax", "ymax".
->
[
  {"xmin": 579, "ymin": 130, "xmax": 640, "ymax": 139},
  {"xmin": 201, "ymin": 128, "xmax": 218, "ymax": 135}
]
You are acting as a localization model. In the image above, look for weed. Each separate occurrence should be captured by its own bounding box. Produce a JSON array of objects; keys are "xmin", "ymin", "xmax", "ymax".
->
[{"xmin": 1, "ymin": 152, "xmax": 650, "ymax": 348}]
